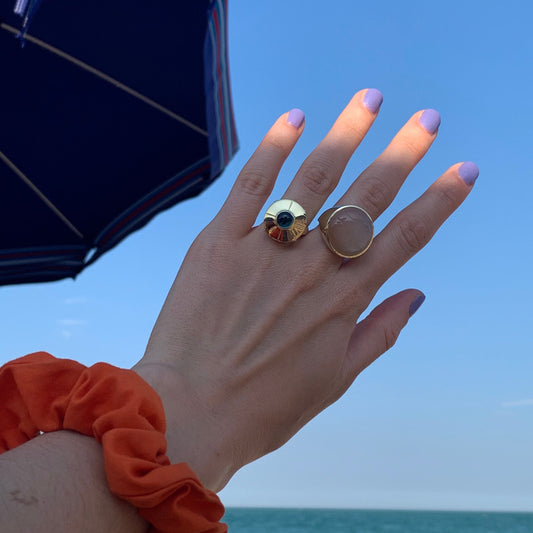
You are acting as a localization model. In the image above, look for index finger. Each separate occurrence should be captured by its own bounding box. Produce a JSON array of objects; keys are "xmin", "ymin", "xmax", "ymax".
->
[{"xmin": 216, "ymin": 110, "xmax": 305, "ymax": 235}]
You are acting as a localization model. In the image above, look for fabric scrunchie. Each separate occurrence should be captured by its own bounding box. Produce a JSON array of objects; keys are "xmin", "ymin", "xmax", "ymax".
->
[{"xmin": 0, "ymin": 352, "xmax": 227, "ymax": 533}]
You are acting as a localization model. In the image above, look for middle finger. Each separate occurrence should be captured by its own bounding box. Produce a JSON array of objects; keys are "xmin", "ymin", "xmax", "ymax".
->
[{"xmin": 283, "ymin": 88, "xmax": 383, "ymax": 221}]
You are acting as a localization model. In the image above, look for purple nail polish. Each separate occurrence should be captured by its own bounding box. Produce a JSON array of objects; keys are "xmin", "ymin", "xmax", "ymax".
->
[
  {"xmin": 419, "ymin": 109, "xmax": 441, "ymax": 134},
  {"xmin": 287, "ymin": 108, "xmax": 305, "ymax": 128},
  {"xmin": 409, "ymin": 293, "xmax": 426, "ymax": 317},
  {"xmin": 458, "ymin": 161, "xmax": 479, "ymax": 186},
  {"xmin": 363, "ymin": 89, "xmax": 383, "ymax": 114}
]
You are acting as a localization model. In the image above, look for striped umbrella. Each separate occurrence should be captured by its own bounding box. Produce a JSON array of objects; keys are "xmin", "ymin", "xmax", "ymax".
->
[{"xmin": 0, "ymin": 0, "xmax": 237, "ymax": 285}]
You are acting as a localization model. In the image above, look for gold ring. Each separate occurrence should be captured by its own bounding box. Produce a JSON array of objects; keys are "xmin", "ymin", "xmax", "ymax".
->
[
  {"xmin": 318, "ymin": 205, "xmax": 374, "ymax": 258},
  {"xmin": 264, "ymin": 199, "xmax": 308, "ymax": 243}
]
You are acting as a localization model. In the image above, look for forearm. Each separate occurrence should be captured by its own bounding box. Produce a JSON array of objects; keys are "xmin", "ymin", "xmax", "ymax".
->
[{"xmin": 0, "ymin": 431, "xmax": 149, "ymax": 533}]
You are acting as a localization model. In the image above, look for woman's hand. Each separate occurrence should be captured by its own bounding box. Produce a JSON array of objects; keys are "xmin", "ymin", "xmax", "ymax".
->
[{"xmin": 133, "ymin": 89, "xmax": 478, "ymax": 492}]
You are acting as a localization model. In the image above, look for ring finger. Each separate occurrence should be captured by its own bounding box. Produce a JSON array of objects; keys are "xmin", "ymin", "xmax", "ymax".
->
[{"xmin": 335, "ymin": 108, "xmax": 441, "ymax": 221}]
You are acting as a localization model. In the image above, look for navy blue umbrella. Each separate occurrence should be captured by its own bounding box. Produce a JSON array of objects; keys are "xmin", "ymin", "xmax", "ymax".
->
[{"xmin": 0, "ymin": 0, "xmax": 237, "ymax": 285}]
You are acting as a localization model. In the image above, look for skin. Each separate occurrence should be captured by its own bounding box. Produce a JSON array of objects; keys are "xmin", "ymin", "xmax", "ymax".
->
[
  {"xmin": 1, "ymin": 89, "xmax": 475, "ymax": 532},
  {"xmin": 133, "ymin": 89, "xmax": 475, "ymax": 492},
  {"xmin": 0, "ymin": 431, "xmax": 147, "ymax": 533}
]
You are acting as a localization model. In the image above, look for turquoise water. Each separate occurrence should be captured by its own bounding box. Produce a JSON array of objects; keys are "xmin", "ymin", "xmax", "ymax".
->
[{"xmin": 224, "ymin": 508, "xmax": 533, "ymax": 532}]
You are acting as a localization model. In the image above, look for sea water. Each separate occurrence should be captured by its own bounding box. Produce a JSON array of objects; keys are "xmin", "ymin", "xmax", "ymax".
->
[{"xmin": 223, "ymin": 508, "xmax": 533, "ymax": 532}]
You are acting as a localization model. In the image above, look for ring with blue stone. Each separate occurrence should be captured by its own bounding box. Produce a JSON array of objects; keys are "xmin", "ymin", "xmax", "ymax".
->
[{"xmin": 264, "ymin": 199, "xmax": 308, "ymax": 243}]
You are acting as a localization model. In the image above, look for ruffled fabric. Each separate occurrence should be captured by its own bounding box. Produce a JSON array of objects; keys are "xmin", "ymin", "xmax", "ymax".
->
[{"xmin": 0, "ymin": 352, "xmax": 227, "ymax": 533}]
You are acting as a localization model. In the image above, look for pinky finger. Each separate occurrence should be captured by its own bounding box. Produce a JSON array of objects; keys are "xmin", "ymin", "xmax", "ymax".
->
[{"xmin": 343, "ymin": 289, "xmax": 425, "ymax": 381}]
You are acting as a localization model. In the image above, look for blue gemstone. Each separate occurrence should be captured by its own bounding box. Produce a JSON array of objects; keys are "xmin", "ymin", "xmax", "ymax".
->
[{"xmin": 276, "ymin": 211, "xmax": 294, "ymax": 229}]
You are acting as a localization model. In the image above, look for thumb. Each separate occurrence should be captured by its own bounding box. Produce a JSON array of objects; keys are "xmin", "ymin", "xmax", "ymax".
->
[{"xmin": 345, "ymin": 289, "xmax": 426, "ymax": 378}]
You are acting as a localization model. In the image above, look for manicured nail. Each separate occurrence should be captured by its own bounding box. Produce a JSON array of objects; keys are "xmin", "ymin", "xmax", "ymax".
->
[
  {"xmin": 458, "ymin": 161, "xmax": 479, "ymax": 186},
  {"xmin": 287, "ymin": 108, "xmax": 305, "ymax": 128},
  {"xmin": 363, "ymin": 88, "xmax": 383, "ymax": 114},
  {"xmin": 419, "ymin": 109, "xmax": 441, "ymax": 134},
  {"xmin": 409, "ymin": 293, "xmax": 426, "ymax": 317}
]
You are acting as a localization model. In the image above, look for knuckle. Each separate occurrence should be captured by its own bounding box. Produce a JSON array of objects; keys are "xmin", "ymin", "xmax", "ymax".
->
[
  {"xmin": 434, "ymin": 181, "xmax": 460, "ymax": 211},
  {"xmin": 189, "ymin": 227, "xmax": 226, "ymax": 263},
  {"xmin": 358, "ymin": 176, "xmax": 390, "ymax": 216},
  {"xmin": 238, "ymin": 167, "xmax": 271, "ymax": 197},
  {"xmin": 326, "ymin": 280, "xmax": 370, "ymax": 322},
  {"xmin": 383, "ymin": 322, "xmax": 402, "ymax": 351},
  {"xmin": 300, "ymin": 156, "xmax": 337, "ymax": 196},
  {"xmin": 396, "ymin": 216, "xmax": 429, "ymax": 255},
  {"xmin": 292, "ymin": 276, "xmax": 316, "ymax": 297},
  {"xmin": 264, "ymin": 136, "xmax": 292, "ymax": 159},
  {"xmin": 291, "ymin": 262, "xmax": 326, "ymax": 297},
  {"xmin": 339, "ymin": 120, "xmax": 368, "ymax": 143},
  {"xmin": 323, "ymin": 295, "xmax": 352, "ymax": 323},
  {"xmin": 399, "ymin": 135, "xmax": 426, "ymax": 159}
]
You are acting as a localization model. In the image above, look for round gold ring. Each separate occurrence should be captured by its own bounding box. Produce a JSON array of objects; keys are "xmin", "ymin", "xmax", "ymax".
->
[
  {"xmin": 318, "ymin": 205, "xmax": 374, "ymax": 259},
  {"xmin": 264, "ymin": 199, "xmax": 308, "ymax": 243}
]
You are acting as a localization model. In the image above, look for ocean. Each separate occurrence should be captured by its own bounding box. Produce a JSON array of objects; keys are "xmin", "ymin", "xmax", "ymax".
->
[{"xmin": 223, "ymin": 508, "xmax": 533, "ymax": 532}]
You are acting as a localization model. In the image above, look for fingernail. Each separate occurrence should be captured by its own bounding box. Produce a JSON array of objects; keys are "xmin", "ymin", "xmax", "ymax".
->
[
  {"xmin": 363, "ymin": 88, "xmax": 383, "ymax": 114},
  {"xmin": 458, "ymin": 161, "xmax": 479, "ymax": 186},
  {"xmin": 287, "ymin": 108, "xmax": 305, "ymax": 128},
  {"xmin": 419, "ymin": 109, "xmax": 441, "ymax": 134},
  {"xmin": 409, "ymin": 293, "xmax": 426, "ymax": 317}
]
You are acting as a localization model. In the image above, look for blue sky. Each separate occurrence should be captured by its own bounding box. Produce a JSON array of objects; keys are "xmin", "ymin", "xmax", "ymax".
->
[{"xmin": 2, "ymin": 0, "xmax": 533, "ymax": 512}]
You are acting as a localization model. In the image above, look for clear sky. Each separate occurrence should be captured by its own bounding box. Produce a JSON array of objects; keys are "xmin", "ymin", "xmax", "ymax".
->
[{"xmin": 2, "ymin": 0, "xmax": 532, "ymax": 512}]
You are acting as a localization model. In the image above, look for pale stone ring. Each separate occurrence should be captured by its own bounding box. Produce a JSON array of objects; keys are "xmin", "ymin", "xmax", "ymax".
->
[
  {"xmin": 318, "ymin": 205, "xmax": 374, "ymax": 259},
  {"xmin": 264, "ymin": 199, "xmax": 308, "ymax": 243}
]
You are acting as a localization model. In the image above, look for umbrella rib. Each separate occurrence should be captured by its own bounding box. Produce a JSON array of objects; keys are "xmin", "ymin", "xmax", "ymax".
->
[
  {"xmin": 0, "ymin": 149, "xmax": 84, "ymax": 240},
  {"xmin": 0, "ymin": 22, "xmax": 209, "ymax": 137}
]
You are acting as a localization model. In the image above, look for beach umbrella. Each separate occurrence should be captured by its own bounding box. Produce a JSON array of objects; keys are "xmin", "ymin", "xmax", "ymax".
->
[{"xmin": 0, "ymin": 0, "xmax": 238, "ymax": 286}]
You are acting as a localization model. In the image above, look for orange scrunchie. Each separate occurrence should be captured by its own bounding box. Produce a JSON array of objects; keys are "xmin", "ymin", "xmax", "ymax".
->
[{"xmin": 0, "ymin": 352, "xmax": 227, "ymax": 533}]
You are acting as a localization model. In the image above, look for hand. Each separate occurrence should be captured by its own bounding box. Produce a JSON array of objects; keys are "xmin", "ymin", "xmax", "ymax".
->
[{"xmin": 133, "ymin": 89, "xmax": 477, "ymax": 492}]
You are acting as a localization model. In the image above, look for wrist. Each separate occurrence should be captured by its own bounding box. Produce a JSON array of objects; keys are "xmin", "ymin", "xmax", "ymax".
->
[{"xmin": 132, "ymin": 361, "xmax": 239, "ymax": 492}]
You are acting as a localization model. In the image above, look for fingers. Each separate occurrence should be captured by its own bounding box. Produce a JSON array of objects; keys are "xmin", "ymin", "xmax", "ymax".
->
[
  {"xmin": 342, "ymin": 289, "xmax": 425, "ymax": 380},
  {"xmin": 336, "ymin": 109, "xmax": 440, "ymax": 221},
  {"xmin": 217, "ymin": 110, "xmax": 305, "ymax": 235},
  {"xmin": 283, "ymin": 89, "xmax": 383, "ymax": 220},
  {"xmin": 346, "ymin": 162, "xmax": 479, "ymax": 291}
]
